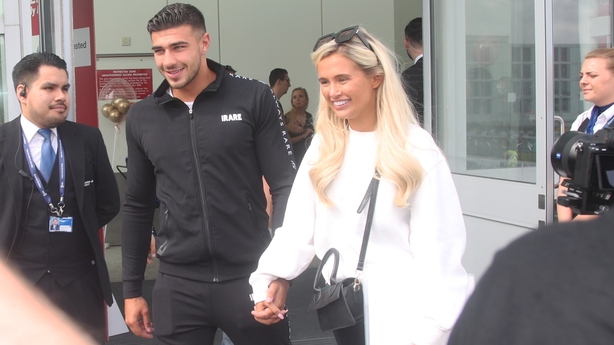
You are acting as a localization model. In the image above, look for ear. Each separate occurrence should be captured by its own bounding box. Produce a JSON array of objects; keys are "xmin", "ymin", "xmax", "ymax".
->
[
  {"xmin": 200, "ymin": 32, "xmax": 211, "ymax": 55},
  {"xmin": 17, "ymin": 84, "xmax": 26, "ymax": 100},
  {"xmin": 404, "ymin": 38, "xmax": 410, "ymax": 50},
  {"xmin": 372, "ymin": 74, "xmax": 383, "ymax": 89}
]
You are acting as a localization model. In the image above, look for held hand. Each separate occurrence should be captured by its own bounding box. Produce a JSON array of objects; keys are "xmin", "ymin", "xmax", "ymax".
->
[
  {"xmin": 124, "ymin": 297, "xmax": 154, "ymax": 338},
  {"xmin": 251, "ymin": 278, "xmax": 291, "ymax": 325}
]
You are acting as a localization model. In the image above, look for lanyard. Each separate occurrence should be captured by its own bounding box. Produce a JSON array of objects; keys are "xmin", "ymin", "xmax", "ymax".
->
[
  {"xmin": 586, "ymin": 105, "xmax": 614, "ymax": 134},
  {"xmin": 21, "ymin": 130, "xmax": 66, "ymax": 216}
]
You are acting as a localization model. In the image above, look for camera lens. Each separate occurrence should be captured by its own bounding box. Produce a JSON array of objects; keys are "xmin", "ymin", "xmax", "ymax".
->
[{"xmin": 551, "ymin": 131, "xmax": 592, "ymax": 178}]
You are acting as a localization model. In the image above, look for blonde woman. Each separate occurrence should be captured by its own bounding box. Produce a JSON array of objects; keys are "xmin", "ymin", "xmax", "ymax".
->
[
  {"xmin": 557, "ymin": 48, "xmax": 614, "ymax": 222},
  {"xmin": 284, "ymin": 87, "xmax": 314, "ymax": 167},
  {"xmin": 250, "ymin": 26, "xmax": 469, "ymax": 345}
]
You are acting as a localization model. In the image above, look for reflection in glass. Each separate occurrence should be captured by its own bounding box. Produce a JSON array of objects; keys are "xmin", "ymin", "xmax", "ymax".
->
[
  {"xmin": 465, "ymin": 5, "xmax": 536, "ymax": 172},
  {"xmin": 553, "ymin": 0, "xmax": 612, "ymax": 136},
  {"xmin": 433, "ymin": 0, "xmax": 537, "ymax": 182}
]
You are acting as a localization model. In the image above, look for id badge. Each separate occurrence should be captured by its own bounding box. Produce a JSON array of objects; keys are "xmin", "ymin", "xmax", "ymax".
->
[{"xmin": 49, "ymin": 216, "xmax": 73, "ymax": 233}]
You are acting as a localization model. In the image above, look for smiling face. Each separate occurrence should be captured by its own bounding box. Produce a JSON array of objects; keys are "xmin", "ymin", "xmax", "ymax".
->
[
  {"xmin": 291, "ymin": 89, "xmax": 308, "ymax": 110},
  {"xmin": 317, "ymin": 52, "xmax": 382, "ymax": 131},
  {"xmin": 579, "ymin": 57, "xmax": 614, "ymax": 107},
  {"xmin": 19, "ymin": 65, "xmax": 70, "ymax": 128},
  {"xmin": 151, "ymin": 24, "xmax": 211, "ymax": 99}
]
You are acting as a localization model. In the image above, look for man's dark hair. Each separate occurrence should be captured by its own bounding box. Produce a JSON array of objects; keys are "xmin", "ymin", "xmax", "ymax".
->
[
  {"xmin": 147, "ymin": 3, "xmax": 206, "ymax": 34},
  {"xmin": 269, "ymin": 68, "xmax": 288, "ymax": 87},
  {"xmin": 404, "ymin": 17, "xmax": 422, "ymax": 47},
  {"xmin": 12, "ymin": 52, "xmax": 68, "ymax": 91}
]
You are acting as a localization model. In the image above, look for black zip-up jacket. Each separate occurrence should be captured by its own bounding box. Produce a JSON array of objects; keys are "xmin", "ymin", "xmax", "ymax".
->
[{"xmin": 121, "ymin": 60, "xmax": 296, "ymax": 298}]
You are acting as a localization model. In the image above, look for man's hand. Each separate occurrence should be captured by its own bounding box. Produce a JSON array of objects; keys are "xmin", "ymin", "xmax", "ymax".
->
[
  {"xmin": 251, "ymin": 278, "xmax": 291, "ymax": 325},
  {"xmin": 124, "ymin": 297, "xmax": 154, "ymax": 338}
]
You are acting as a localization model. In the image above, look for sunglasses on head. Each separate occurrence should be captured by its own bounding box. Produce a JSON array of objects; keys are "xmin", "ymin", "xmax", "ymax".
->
[{"xmin": 313, "ymin": 25, "xmax": 374, "ymax": 52}]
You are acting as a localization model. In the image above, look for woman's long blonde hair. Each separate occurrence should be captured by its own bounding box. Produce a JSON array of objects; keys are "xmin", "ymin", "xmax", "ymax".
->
[{"xmin": 309, "ymin": 26, "xmax": 423, "ymax": 207}]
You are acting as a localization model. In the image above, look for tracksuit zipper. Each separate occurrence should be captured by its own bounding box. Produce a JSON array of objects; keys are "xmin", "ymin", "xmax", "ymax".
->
[{"xmin": 189, "ymin": 108, "xmax": 219, "ymax": 282}]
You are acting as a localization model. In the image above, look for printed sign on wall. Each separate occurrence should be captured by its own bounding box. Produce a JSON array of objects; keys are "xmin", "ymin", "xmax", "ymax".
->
[
  {"xmin": 73, "ymin": 27, "xmax": 92, "ymax": 68},
  {"xmin": 97, "ymin": 69, "xmax": 154, "ymax": 100}
]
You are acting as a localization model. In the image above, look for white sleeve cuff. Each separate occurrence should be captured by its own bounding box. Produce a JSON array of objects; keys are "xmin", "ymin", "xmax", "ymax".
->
[{"xmin": 249, "ymin": 279, "xmax": 272, "ymax": 304}]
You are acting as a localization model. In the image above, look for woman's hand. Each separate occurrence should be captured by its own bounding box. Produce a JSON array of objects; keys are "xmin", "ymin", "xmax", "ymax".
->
[
  {"xmin": 285, "ymin": 122, "xmax": 304, "ymax": 135},
  {"xmin": 251, "ymin": 279, "xmax": 290, "ymax": 325}
]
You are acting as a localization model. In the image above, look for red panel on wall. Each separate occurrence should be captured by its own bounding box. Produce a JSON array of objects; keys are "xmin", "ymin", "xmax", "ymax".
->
[{"xmin": 72, "ymin": 0, "xmax": 98, "ymax": 127}]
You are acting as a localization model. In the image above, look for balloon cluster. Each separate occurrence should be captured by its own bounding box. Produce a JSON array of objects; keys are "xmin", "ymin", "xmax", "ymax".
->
[{"xmin": 101, "ymin": 96, "xmax": 131, "ymax": 123}]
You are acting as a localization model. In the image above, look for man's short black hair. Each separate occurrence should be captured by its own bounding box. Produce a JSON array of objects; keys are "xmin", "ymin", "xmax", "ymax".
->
[
  {"xmin": 147, "ymin": 3, "xmax": 206, "ymax": 34},
  {"xmin": 405, "ymin": 17, "xmax": 422, "ymax": 47},
  {"xmin": 269, "ymin": 68, "xmax": 288, "ymax": 87},
  {"xmin": 12, "ymin": 52, "xmax": 68, "ymax": 91}
]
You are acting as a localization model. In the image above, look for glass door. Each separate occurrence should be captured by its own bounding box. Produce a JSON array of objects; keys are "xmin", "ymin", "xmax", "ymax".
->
[
  {"xmin": 429, "ymin": 0, "xmax": 553, "ymax": 278},
  {"xmin": 429, "ymin": 0, "xmax": 613, "ymax": 279},
  {"xmin": 431, "ymin": 0, "xmax": 546, "ymax": 229}
]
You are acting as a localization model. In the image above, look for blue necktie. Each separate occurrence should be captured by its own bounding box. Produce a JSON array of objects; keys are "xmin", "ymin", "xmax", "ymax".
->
[{"xmin": 38, "ymin": 128, "xmax": 55, "ymax": 181}]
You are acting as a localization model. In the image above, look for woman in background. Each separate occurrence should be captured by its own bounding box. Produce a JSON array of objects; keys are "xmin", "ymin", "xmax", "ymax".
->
[
  {"xmin": 557, "ymin": 48, "xmax": 614, "ymax": 222},
  {"xmin": 250, "ymin": 25, "xmax": 470, "ymax": 345},
  {"xmin": 284, "ymin": 87, "xmax": 314, "ymax": 168}
]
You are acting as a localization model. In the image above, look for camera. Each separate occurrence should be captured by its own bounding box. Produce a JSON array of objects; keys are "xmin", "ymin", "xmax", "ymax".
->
[{"xmin": 551, "ymin": 127, "xmax": 614, "ymax": 215}]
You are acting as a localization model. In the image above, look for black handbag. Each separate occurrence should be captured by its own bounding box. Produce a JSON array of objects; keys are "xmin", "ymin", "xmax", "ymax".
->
[{"xmin": 308, "ymin": 174, "xmax": 380, "ymax": 331}]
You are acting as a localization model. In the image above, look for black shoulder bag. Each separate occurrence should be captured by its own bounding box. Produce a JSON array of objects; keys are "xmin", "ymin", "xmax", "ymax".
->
[{"xmin": 307, "ymin": 173, "xmax": 380, "ymax": 331}]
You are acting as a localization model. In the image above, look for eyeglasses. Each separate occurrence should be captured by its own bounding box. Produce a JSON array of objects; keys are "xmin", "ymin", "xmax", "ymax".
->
[{"xmin": 313, "ymin": 25, "xmax": 373, "ymax": 52}]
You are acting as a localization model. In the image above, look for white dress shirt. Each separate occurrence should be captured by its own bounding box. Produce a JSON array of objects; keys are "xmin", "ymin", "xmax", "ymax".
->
[{"xmin": 20, "ymin": 115, "xmax": 58, "ymax": 170}]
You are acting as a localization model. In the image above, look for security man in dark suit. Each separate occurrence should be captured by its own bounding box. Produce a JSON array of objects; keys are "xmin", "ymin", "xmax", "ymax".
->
[
  {"xmin": 0, "ymin": 52, "xmax": 120, "ymax": 343},
  {"xmin": 402, "ymin": 17, "xmax": 425, "ymax": 126}
]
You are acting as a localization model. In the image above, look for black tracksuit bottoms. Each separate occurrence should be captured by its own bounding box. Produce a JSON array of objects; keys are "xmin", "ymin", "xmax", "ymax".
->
[{"xmin": 152, "ymin": 272, "xmax": 290, "ymax": 345}]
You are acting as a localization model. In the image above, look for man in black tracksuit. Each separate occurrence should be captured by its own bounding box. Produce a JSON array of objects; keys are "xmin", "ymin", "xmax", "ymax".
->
[{"xmin": 121, "ymin": 4, "xmax": 296, "ymax": 345}]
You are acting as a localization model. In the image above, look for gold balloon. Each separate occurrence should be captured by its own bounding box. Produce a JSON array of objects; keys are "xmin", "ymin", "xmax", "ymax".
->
[
  {"xmin": 108, "ymin": 108, "xmax": 124, "ymax": 123},
  {"xmin": 101, "ymin": 103, "xmax": 114, "ymax": 118},
  {"xmin": 117, "ymin": 100, "xmax": 131, "ymax": 115},
  {"xmin": 111, "ymin": 96, "xmax": 127, "ymax": 108}
]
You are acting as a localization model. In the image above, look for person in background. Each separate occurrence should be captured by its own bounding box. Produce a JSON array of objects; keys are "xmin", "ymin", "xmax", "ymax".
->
[
  {"xmin": 223, "ymin": 65, "xmax": 237, "ymax": 74},
  {"xmin": 402, "ymin": 17, "xmax": 424, "ymax": 126},
  {"xmin": 448, "ymin": 210, "xmax": 614, "ymax": 345},
  {"xmin": 557, "ymin": 48, "xmax": 614, "ymax": 222},
  {"xmin": 269, "ymin": 68, "xmax": 291, "ymax": 114},
  {"xmin": 284, "ymin": 87, "xmax": 314, "ymax": 168},
  {"xmin": 121, "ymin": 3, "xmax": 295, "ymax": 345},
  {"xmin": 250, "ymin": 25, "xmax": 470, "ymax": 345},
  {"xmin": 0, "ymin": 52, "xmax": 120, "ymax": 343}
]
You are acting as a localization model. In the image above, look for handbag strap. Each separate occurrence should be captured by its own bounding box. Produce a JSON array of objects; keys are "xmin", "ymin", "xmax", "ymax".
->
[
  {"xmin": 313, "ymin": 248, "xmax": 340, "ymax": 290},
  {"xmin": 313, "ymin": 171, "xmax": 380, "ymax": 292},
  {"xmin": 355, "ymin": 170, "xmax": 380, "ymax": 273}
]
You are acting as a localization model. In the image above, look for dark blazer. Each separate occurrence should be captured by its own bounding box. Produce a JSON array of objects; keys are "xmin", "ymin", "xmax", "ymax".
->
[
  {"xmin": 0, "ymin": 116, "xmax": 120, "ymax": 305},
  {"xmin": 402, "ymin": 58, "xmax": 424, "ymax": 125}
]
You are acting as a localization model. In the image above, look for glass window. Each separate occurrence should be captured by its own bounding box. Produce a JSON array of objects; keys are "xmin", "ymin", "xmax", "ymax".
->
[
  {"xmin": 553, "ymin": 0, "xmax": 612, "ymax": 136},
  {"xmin": 432, "ymin": 0, "xmax": 537, "ymax": 183}
]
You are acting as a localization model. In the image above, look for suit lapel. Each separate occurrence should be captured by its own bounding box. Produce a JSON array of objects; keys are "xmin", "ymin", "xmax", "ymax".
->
[
  {"xmin": 57, "ymin": 123, "xmax": 85, "ymax": 213},
  {"xmin": 0, "ymin": 118, "xmax": 26, "ymax": 222}
]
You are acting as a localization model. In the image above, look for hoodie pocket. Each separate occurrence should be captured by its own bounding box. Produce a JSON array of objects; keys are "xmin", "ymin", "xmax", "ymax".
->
[{"xmin": 246, "ymin": 196, "xmax": 271, "ymax": 247}]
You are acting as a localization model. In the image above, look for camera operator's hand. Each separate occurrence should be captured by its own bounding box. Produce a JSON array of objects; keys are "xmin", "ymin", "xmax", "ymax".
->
[
  {"xmin": 556, "ymin": 177, "xmax": 574, "ymax": 222},
  {"xmin": 573, "ymin": 214, "xmax": 599, "ymax": 221},
  {"xmin": 557, "ymin": 176, "xmax": 600, "ymax": 222}
]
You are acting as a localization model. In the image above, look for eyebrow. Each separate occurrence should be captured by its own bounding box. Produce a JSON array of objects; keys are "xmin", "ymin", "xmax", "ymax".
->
[
  {"xmin": 40, "ymin": 81, "xmax": 70, "ymax": 89},
  {"xmin": 151, "ymin": 40, "xmax": 190, "ymax": 51}
]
